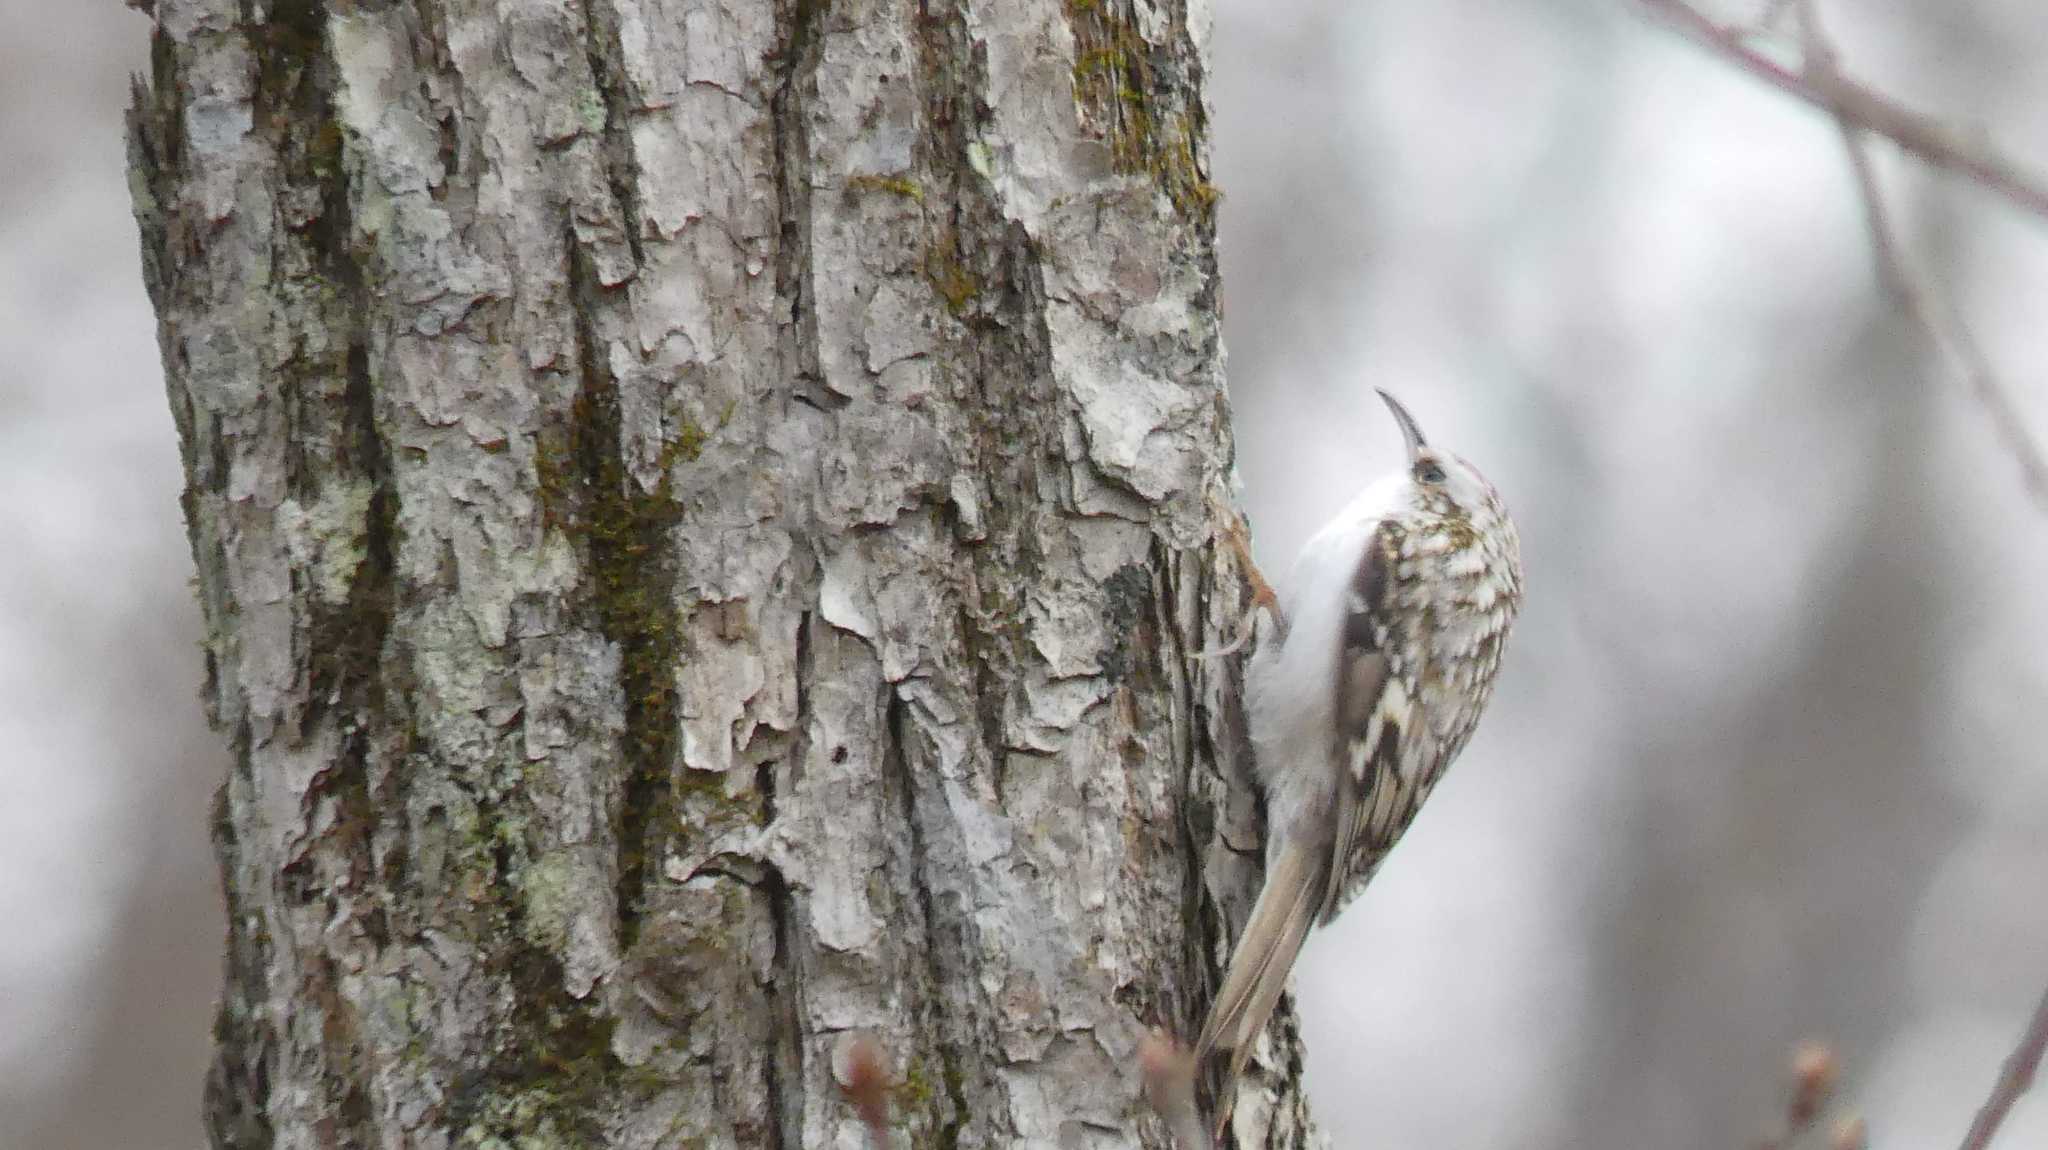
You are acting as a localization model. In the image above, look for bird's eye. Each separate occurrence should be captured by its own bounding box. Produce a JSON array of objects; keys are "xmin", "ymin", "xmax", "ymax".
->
[{"xmin": 1416, "ymin": 460, "xmax": 1447, "ymax": 484}]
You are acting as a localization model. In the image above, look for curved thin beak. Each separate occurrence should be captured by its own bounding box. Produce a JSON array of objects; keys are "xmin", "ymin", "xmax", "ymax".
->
[{"xmin": 1376, "ymin": 389, "xmax": 1428, "ymax": 462}]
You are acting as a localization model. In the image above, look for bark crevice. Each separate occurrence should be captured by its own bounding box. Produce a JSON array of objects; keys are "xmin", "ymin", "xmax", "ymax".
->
[
  {"xmin": 203, "ymin": 779, "xmax": 279, "ymax": 1150},
  {"xmin": 770, "ymin": 0, "xmax": 829, "ymax": 401},
  {"xmin": 761, "ymin": 855, "xmax": 805, "ymax": 1150},
  {"xmin": 886, "ymin": 687, "xmax": 980, "ymax": 1146},
  {"xmin": 580, "ymin": 0, "xmax": 648, "ymax": 273},
  {"xmin": 446, "ymin": 826, "xmax": 623, "ymax": 1146},
  {"xmin": 562, "ymin": 237, "xmax": 682, "ymax": 952}
]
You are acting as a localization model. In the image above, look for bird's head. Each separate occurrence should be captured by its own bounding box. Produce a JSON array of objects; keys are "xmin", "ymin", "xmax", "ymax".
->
[{"xmin": 1375, "ymin": 389, "xmax": 1514, "ymax": 550}]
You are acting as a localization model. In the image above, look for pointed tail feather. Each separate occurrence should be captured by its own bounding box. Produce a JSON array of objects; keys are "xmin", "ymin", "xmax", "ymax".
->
[{"xmin": 1194, "ymin": 837, "xmax": 1327, "ymax": 1113}]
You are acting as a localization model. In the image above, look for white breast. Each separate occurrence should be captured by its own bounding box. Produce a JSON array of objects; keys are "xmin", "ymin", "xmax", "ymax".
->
[{"xmin": 1243, "ymin": 477, "xmax": 1403, "ymax": 848}]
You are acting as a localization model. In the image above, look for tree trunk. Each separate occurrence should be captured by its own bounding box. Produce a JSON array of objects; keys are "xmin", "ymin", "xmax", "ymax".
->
[{"xmin": 128, "ymin": 0, "xmax": 1313, "ymax": 1145}]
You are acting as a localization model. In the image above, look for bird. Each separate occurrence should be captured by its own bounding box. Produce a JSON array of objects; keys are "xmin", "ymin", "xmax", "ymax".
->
[{"xmin": 1195, "ymin": 389, "xmax": 1525, "ymax": 1123}]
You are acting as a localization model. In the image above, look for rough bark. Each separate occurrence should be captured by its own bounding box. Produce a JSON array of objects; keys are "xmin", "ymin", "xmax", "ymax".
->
[{"xmin": 128, "ymin": 0, "xmax": 1313, "ymax": 1146}]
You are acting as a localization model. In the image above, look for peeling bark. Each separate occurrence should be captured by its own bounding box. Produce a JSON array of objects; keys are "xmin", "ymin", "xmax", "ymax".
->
[{"xmin": 130, "ymin": 0, "xmax": 1314, "ymax": 1145}]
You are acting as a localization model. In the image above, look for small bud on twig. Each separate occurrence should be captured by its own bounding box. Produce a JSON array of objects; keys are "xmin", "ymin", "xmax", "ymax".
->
[
  {"xmin": 1139, "ymin": 1028, "xmax": 1211, "ymax": 1150},
  {"xmin": 1788, "ymin": 1040, "xmax": 1838, "ymax": 1129},
  {"xmin": 834, "ymin": 1032, "xmax": 892, "ymax": 1147}
]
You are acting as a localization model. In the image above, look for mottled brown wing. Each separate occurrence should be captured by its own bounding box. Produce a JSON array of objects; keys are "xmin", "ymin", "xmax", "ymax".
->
[{"xmin": 1317, "ymin": 522, "xmax": 1401, "ymax": 925}]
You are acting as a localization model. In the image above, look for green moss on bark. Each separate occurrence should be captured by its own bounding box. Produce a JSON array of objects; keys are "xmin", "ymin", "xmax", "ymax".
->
[{"xmin": 1063, "ymin": 0, "xmax": 1218, "ymax": 222}]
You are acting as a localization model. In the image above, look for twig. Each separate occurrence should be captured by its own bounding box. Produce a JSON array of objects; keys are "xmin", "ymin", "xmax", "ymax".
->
[
  {"xmin": 1838, "ymin": 130, "xmax": 2048, "ymax": 511},
  {"xmin": 1638, "ymin": 0, "xmax": 2048, "ymax": 225},
  {"xmin": 1957, "ymin": 986, "xmax": 2048, "ymax": 1150},
  {"xmin": 1780, "ymin": 0, "xmax": 2048, "ymax": 514}
]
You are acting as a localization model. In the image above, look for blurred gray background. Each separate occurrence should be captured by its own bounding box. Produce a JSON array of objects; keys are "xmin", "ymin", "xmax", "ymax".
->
[{"xmin": 5, "ymin": 0, "xmax": 2045, "ymax": 1146}]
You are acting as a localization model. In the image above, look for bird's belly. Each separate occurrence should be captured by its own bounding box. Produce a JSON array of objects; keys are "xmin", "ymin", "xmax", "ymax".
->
[{"xmin": 1418, "ymin": 605, "xmax": 1505, "ymax": 746}]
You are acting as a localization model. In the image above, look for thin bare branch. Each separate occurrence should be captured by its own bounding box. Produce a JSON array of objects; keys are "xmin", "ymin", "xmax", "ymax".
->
[
  {"xmin": 1958, "ymin": 986, "xmax": 2048, "ymax": 1150},
  {"xmin": 1840, "ymin": 132, "xmax": 2048, "ymax": 511},
  {"xmin": 1778, "ymin": 0, "xmax": 2048, "ymax": 513},
  {"xmin": 1638, "ymin": 0, "xmax": 2048, "ymax": 225}
]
